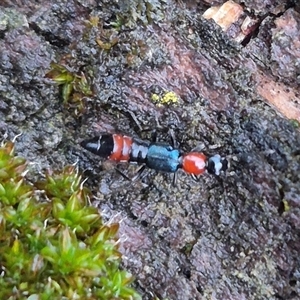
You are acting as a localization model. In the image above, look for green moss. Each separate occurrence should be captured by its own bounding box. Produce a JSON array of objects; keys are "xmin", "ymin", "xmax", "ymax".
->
[
  {"xmin": 0, "ymin": 141, "xmax": 141, "ymax": 300},
  {"xmin": 46, "ymin": 63, "xmax": 93, "ymax": 115},
  {"xmin": 117, "ymin": 0, "xmax": 166, "ymax": 27},
  {"xmin": 290, "ymin": 119, "xmax": 300, "ymax": 128}
]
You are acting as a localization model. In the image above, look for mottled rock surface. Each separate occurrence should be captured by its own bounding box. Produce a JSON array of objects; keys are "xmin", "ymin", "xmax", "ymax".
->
[{"xmin": 1, "ymin": 1, "xmax": 299, "ymax": 299}]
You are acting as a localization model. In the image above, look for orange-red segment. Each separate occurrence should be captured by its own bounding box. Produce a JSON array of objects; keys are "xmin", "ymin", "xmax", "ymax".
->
[
  {"xmin": 182, "ymin": 152, "xmax": 207, "ymax": 175},
  {"xmin": 109, "ymin": 134, "xmax": 123, "ymax": 161},
  {"xmin": 120, "ymin": 135, "xmax": 133, "ymax": 161}
]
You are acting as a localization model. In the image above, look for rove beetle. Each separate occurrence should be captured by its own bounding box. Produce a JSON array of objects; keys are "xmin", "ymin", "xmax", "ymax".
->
[{"xmin": 80, "ymin": 133, "xmax": 227, "ymax": 184}]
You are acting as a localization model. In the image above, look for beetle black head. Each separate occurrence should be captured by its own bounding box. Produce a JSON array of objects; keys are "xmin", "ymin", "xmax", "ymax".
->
[{"xmin": 207, "ymin": 154, "xmax": 228, "ymax": 175}]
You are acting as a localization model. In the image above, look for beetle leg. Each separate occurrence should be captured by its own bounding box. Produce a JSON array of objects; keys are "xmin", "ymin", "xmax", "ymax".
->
[
  {"xmin": 115, "ymin": 167, "xmax": 132, "ymax": 181},
  {"xmin": 132, "ymin": 164, "xmax": 147, "ymax": 182},
  {"xmin": 168, "ymin": 129, "xmax": 177, "ymax": 148},
  {"xmin": 172, "ymin": 172, "xmax": 178, "ymax": 186},
  {"xmin": 191, "ymin": 174, "xmax": 199, "ymax": 181},
  {"xmin": 128, "ymin": 111, "xmax": 143, "ymax": 131},
  {"xmin": 150, "ymin": 130, "xmax": 157, "ymax": 143},
  {"xmin": 115, "ymin": 164, "xmax": 147, "ymax": 182}
]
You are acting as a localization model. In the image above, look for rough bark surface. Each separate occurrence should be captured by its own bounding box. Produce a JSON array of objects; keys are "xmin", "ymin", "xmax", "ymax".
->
[{"xmin": 0, "ymin": 1, "xmax": 300, "ymax": 299}]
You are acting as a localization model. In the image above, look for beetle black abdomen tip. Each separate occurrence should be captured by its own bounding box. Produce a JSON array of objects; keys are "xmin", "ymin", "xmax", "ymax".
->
[
  {"xmin": 80, "ymin": 135, "xmax": 114, "ymax": 157},
  {"xmin": 79, "ymin": 138, "xmax": 99, "ymax": 153},
  {"xmin": 80, "ymin": 139, "xmax": 93, "ymax": 151}
]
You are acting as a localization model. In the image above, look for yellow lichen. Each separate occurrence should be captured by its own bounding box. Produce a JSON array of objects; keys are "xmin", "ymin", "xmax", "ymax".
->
[
  {"xmin": 282, "ymin": 199, "xmax": 290, "ymax": 212},
  {"xmin": 151, "ymin": 91, "xmax": 179, "ymax": 107}
]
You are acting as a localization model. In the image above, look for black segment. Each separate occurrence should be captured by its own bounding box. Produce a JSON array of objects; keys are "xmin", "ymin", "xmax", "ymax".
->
[
  {"xmin": 80, "ymin": 135, "xmax": 114, "ymax": 157},
  {"xmin": 207, "ymin": 158, "xmax": 216, "ymax": 174},
  {"xmin": 129, "ymin": 140, "xmax": 150, "ymax": 164},
  {"xmin": 221, "ymin": 158, "xmax": 228, "ymax": 172}
]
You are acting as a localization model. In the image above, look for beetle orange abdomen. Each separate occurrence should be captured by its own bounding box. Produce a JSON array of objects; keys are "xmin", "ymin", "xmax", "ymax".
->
[{"xmin": 109, "ymin": 134, "xmax": 133, "ymax": 161}]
